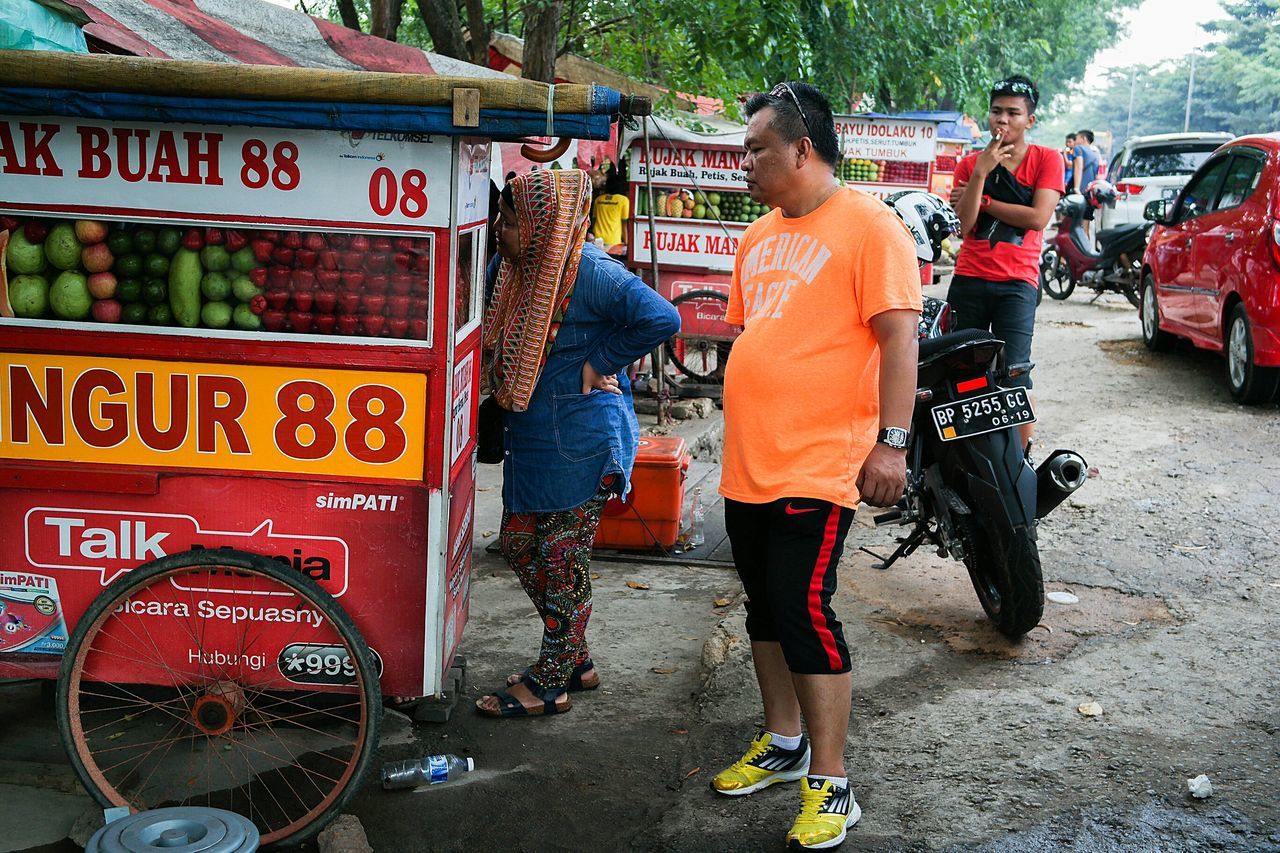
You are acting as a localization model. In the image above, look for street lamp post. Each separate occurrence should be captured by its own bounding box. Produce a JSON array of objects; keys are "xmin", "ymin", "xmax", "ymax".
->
[{"xmin": 1183, "ymin": 51, "xmax": 1198, "ymax": 133}]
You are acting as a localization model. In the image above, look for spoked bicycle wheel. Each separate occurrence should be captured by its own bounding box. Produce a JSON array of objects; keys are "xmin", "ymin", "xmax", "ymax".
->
[
  {"xmin": 664, "ymin": 289, "xmax": 733, "ymax": 384},
  {"xmin": 57, "ymin": 549, "xmax": 381, "ymax": 848}
]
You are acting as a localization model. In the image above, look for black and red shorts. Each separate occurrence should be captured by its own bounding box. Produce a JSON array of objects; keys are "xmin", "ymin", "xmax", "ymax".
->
[{"xmin": 723, "ymin": 496, "xmax": 856, "ymax": 675}]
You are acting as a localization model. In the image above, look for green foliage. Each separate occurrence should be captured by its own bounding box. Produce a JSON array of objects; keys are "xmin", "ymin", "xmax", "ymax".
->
[
  {"xmin": 302, "ymin": 0, "xmax": 1137, "ymax": 122},
  {"xmin": 1037, "ymin": 0, "xmax": 1280, "ymax": 152}
]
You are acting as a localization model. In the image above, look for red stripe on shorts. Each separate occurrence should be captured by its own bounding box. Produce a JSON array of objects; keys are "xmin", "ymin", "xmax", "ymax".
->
[{"xmin": 807, "ymin": 505, "xmax": 843, "ymax": 671}]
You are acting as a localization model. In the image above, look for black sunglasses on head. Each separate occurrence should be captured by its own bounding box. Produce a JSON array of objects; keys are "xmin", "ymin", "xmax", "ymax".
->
[{"xmin": 769, "ymin": 82, "xmax": 813, "ymax": 138}]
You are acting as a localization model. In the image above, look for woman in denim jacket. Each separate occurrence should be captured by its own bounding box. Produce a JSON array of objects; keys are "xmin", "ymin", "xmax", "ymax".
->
[{"xmin": 476, "ymin": 169, "xmax": 679, "ymax": 718}]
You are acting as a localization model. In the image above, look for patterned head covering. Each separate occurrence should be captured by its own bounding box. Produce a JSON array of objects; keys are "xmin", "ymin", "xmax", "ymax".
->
[{"xmin": 483, "ymin": 169, "xmax": 592, "ymax": 412}]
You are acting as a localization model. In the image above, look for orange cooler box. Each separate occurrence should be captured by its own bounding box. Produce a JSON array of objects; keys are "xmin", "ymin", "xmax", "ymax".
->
[{"xmin": 595, "ymin": 436, "xmax": 690, "ymax": 549}]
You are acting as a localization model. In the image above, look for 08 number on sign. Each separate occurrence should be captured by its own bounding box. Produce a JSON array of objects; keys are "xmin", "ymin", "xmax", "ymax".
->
[{"xmin": 369, "ymin": 167, "xmax": 429, "ymax": 218}]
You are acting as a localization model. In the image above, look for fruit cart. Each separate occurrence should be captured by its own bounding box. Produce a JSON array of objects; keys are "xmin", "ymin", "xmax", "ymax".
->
[
  {"xmin": 834, "ymin": 112, "xmax": 942, "ymax": 284},
  {"xmin": 623, "ymin": 116, "xmax": 752, "ymax": 393},
  {"xmin": 0, "ymin": 49, "xmax": 637, "ymax": 846}
]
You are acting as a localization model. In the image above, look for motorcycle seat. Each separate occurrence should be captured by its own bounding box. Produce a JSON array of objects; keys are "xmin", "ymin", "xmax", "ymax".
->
[
  {"xmin": 1096, "ymin": 224, "xmax": 1144, "ymax": 245},
  {"xmin": 918, "ymin": 330, "xmax": 1004, "ymax": 388}
]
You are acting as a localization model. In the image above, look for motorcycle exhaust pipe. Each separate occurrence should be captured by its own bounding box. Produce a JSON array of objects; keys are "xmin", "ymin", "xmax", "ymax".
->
[{"xmin": 1035, "ymin": 449, "xmax": 1088, "ymax": 519}]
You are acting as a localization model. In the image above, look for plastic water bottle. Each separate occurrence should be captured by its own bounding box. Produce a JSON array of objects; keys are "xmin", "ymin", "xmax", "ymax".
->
[
  {"xmin": 380, "ymin": 754, "xmax": 475, "ymax": 790},
  {"xmin": 687, "ymin": 487, "xmax": 706, "ymax": 548}
]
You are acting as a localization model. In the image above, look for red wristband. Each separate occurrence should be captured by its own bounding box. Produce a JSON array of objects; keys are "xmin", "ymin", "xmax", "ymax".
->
[{"xmin": 980, "ymin": 194, "xmax": 992, "ymax": 210}]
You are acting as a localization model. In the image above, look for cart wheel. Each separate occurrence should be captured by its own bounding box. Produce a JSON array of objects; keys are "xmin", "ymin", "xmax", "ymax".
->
[
  {"xmin": 665, "ymin": 289, "xmax": 732, "ymax": 384},
  {"xmin": 57, "ymin": 549, "xmax": 381, "ymax": 849}
]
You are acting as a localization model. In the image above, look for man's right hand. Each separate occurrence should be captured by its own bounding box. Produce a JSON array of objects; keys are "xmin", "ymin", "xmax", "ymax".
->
[
  {"xmin": 975, "ymin": 132, "xmax": 1015, "ymax": 178},
  {"xmin": 950, "ymin": 180, "xmax": 967, "ymax": 204}
]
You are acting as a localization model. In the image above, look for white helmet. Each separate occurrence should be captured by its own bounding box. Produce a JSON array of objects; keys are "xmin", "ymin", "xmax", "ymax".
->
[{"xmin": 885, "ymin": 191, "xmax": 961, "ymax": 264}]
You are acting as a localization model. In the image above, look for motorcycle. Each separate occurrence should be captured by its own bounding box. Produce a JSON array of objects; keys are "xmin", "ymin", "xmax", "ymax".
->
[
  {"xmin": 867, "ymin": 296, "xmax": 1089, "ymax": 638},
  {"xmin": 1040, "ymin": 185, "xmax": 1148, "ymax": 308}
]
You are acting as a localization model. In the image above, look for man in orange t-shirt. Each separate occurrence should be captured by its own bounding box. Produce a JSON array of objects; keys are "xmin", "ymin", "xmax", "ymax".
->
[{"xmin": 709, "ymin": 82, "xmax": 921, "ymax": 851}]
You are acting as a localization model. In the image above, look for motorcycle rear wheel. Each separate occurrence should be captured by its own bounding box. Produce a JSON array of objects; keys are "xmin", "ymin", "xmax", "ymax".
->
[{"xmin": 959, "ymin": 515, "xmax": 1043, "ymax": 638}]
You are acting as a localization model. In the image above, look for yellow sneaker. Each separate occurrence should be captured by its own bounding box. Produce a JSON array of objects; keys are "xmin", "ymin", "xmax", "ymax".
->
[
  {"xmin": 786, "ymin": 776, "xmax": 861, "ymax": 850},
  {"xmin": 710, "ymin": 731, "xmax": 810, "ymax": 796}
]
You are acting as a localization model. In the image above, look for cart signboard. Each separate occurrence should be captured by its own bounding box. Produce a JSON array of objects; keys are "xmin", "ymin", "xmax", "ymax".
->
[{"xmin": 835, "ymin": 114, "xmax": 940, "ymax": 201}]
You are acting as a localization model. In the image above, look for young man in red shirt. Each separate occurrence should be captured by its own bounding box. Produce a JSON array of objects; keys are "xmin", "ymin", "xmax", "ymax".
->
[{"xmin": 950, "ymin": 75, "xmax": 1063, "ymax": 445}]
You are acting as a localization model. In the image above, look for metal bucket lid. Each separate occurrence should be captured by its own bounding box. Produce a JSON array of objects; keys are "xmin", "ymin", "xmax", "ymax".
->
[{"xmin": 86, "ymin": 807, "xmax": 259, "ymax": 853}]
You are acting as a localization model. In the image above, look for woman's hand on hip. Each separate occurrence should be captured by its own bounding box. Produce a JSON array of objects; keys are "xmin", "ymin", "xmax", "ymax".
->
[{"xmin": 582, "ymin": 361, "xmax": 621, "ymax": 395}]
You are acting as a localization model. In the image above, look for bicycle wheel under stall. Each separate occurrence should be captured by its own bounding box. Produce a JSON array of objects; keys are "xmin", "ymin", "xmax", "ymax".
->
[{"xmin": 0, "ymin": 50, "xmax": 637, "ymax": 846}]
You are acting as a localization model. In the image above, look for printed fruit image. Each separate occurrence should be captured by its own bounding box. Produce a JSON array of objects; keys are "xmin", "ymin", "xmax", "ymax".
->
[
  {"xmin": 87, "ymin": 271, "xmax": 117, "ymax": 299},
  {"xmin": 49, "ymin": 270, "xmax": 92, "ymax": 320},
  {"xmin": 5, "ymin": 229, "xmax": 47, "ymax": 274},
  {"xmin": 200, "ymin": 245, "xmax": 231, "ymax": 272},
  {"xmin": 200, "ymin": 271, "xmax": 231, "ymax": 302},
  {"xmin": 44, "ymin": 223, "xmax": 81, "ymax": 270},
  {"xmin": 81, "ymin": 243, "xmax": 114, "ymax": 274},
  {"xmin": 122, "ymin": 302, "xmax": 148, "ymax": 324},
  {"xmin": 232, "ymin": 303, "xmax": 262, "ymax": 330},
  {"xmin": 200, "ymin": 301, "xmax": 233, "ymax": 329},
  {"xmin": 230, "ymin": 274, "xmax": 262, "ymax": 303},
  {"xmin": 74, "ymin": 220, "xmax": 108, "ymax": 244},
  {"xmin": 8, "ymin": 274, "xmax": 50, "ymax": 318},
  {"xmin": 90, "ymin": 298, "xmax": 122, "ymax": 323}
]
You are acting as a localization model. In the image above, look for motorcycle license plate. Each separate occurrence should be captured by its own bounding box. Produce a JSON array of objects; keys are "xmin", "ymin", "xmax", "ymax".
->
[{"xmin": 931, "ymin": 388, "xmax": 1036, "ymax": 442}]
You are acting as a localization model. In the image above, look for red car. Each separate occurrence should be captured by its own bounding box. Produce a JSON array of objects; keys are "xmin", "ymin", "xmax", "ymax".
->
[{"xmin": 1140, "ymin": 134, "xmax": 1280, "ymax": 403}]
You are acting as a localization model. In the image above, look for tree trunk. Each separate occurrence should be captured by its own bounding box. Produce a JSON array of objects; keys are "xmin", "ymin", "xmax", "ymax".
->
[
  {"xmin": 521, "ymin": 0, "xmax": 563, "ymax": 82},
  {"xmin": 336, "ymin": 0, "xmax": 361, "ymax": 31},
  {"xmin": 414, "ymin": 0, "xmax": 469, "ymax": 60},
  {"xmin": 370, "ymin": 0, "xmax": 402, "ymax": 41},
  {"xmin": 465, "ymin": 0, "xmax": 490, "ymax": 67}
]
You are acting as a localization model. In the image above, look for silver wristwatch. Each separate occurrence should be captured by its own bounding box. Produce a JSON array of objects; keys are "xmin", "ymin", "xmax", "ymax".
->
[{"xmin": 877, "ymin": 427, "xmax": 909, "ymax": 450}]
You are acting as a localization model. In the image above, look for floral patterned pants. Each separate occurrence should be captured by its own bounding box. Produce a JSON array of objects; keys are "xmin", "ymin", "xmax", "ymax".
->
[{"xmin": 499, "ymin": 486, "xmax": 610, "ymax": 691}]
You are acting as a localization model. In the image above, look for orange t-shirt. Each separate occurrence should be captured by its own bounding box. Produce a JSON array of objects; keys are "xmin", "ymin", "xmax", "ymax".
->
[{"xmin": 720, "ymin": 187, "xmax": 922, "ymax": 508}]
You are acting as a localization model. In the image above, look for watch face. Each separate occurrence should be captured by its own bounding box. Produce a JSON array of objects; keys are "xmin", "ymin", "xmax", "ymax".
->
[{"xmin": 881, "ymin": 427, "xmax": 909, "ymax": 448}]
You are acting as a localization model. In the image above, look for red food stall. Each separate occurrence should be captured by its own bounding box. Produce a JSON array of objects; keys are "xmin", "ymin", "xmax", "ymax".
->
[{"xmin": 0, "ymin": 48, "xmax": 633, "ymax": 845}]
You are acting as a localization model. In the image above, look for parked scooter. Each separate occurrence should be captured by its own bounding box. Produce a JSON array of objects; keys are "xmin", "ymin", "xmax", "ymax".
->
[
  {"xmin": 1040, "ymin": 181, "xmax": 1148, "ymax": 307},
  {"xmin": 883, "ymin": 192, "xmax": 1089, "ymax": 638}
]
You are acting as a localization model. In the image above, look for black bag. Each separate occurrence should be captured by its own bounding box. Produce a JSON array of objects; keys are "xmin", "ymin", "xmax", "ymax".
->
[{"xmin": 477, "ymin": 395, "xmax": 504, "ymax": 464}]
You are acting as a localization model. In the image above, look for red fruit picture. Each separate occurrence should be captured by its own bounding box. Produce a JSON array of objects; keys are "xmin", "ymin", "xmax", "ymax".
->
[
  {"xmin": 288, "ymin": 310, "xmax": 314, "ymax": 334},
  {"xmin": 271, "ymin": 247, "xmax": 295, "ymax": 266},
  {"xmin": 268, "ymin": 267, "xmax": 292, "ymax": 288},
  {"xmin": 251, "ymin": 240, "xmax": 275, "ymax": 262},
  {"xmin": 410, "ymin": 318, "xmax": 429, "ymax": 339},
  {"xmin": 314, "ymin": 314, "xmax": 337, "ymax": 334},
  {"xmin": 282, "ymin": 231, "xmax": 303, "ymax": 249},
  {"xmin": 340, "ymin": 251, "xmax": 363, "ymax": 270},
  {"xmin": 295, "ymin": 249, "xmax": 318, "ymax": 269},
  {"xmin": 349, "ymin": 235, "xmax": 371, "ymax": 252},
  {"xmin": 182, "ymin": 228, "xmax": 204, "ymax": 250},
  {"xmin": 291, "ymin": 269, "xmax": 316, "ymax": 291},
  {"xmin": 361, "ymin": 293, "xmax": 386, "ymax": 314},
  {"xmin": 390, "ymin": 274, "xmax": 413, "ymax": 295},
  {"xmin": 367, "ymin": 252, "xmax": 390, "ymax": 272},
  {"xmin": 317, "ymin": 270, "xmax": 342, "ymax": 290},
  {"xmin": 392, "ymin": 252, "xmax": 413, "ymax": 273},
  {"xmin": 261, "ymin": 309, "xmax": 287, "ymax": 331},
  {"xmin": 338, "ymin": 292, "xmax": 361, "ymax": 314},
  {"xmin": 371, "ymin": 237, "xmax": 393, "ymax": 252},
  {"xmin": 360, "ymin": 313, "xmax": 386, "ymax": 336},
  {"xmin": 387, "ymin": 295, "xmax": 410, "ymax": 318},
  {"xmin": 388, "ymin": 317, "xmax": 409, "ymax": 338},
  {"xmin": 249, "ymin": 267, "xmax": 269, "ymax": 287},
  {"xmin": 393, "ymin": 238, "xmax": 414, "ymax": 251},
  {"xmin": 304, "ymin": 233, "xmax": 327, "ymax": 252},
  {"xmin": 314, "ymin": 291, "xmax": 338, "ymax": 313},
  {"xmin": 365, "ymin": 274, "xmax": 389, "ymax": 293},
  {"xmin": 318, "ymin": 250, "xmax": 339, "ymax": 270},
  {"xmin": 204, "ymin": 228, "xmax": 225, "ymax": 246},
  {"xmin": 411, "ymin": 253, "xmax": 432, "ymax": 272},
  {"xmin": 340, "ymin": 271, "xmax": 366, "ymax": 292},
  {"xmin": 265, "ymin": 290, "xmax": 290, "ymax": 310},
  {"xmin": 225, "ymin": 229, "xmax": 248, "ymax": 252},
  {"xmin": 337, "ymin": 314, "xmax": 360, "ymax": 335},
  {"xmin": 292, "ymin": 291, "xmax": 314, "ymax": 312}
]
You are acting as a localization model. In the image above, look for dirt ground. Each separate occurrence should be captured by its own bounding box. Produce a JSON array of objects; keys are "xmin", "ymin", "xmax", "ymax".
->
[
  {"xmin": 5, "ymin": 282, "xmax": 1280, "ymax": 851},
  {"xmin": 352, "ymin": 284, "xmax": 1280, "ymax": 852}
]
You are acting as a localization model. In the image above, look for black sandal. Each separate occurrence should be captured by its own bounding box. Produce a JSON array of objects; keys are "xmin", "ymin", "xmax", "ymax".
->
[
  {"xmin": 504, "ymin": 659, "xmax": 600, "ymax": 692},
  {"xmin": 476, "ymin": 676, "xmax": 572, "ymax": 718}
]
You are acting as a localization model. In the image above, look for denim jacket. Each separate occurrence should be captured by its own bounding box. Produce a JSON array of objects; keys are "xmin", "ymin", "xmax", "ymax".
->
[{"xmin": 487, "ymin": 243, "xmax": 680, "ymax": 513}]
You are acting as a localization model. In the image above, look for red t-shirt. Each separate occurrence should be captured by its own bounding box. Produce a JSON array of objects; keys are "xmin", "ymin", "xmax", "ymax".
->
[{"xmin": 953, "ymin": 144, "xmax": 1064, "ymax": 286}]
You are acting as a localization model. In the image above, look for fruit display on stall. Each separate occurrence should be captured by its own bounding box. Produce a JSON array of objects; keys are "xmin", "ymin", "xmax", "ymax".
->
[
  {"xmin": 839, "ymin": 158, "xmax": 931, "ymax": 186},
  {"xmin": 2, "ymin": 215, "xmax": 433, "ymax": 339}
]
